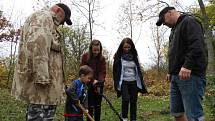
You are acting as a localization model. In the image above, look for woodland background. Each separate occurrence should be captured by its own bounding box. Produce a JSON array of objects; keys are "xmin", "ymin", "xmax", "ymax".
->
[{"xmin": 0, "ymin": 0, "xmax": 214, "ymax": 120}]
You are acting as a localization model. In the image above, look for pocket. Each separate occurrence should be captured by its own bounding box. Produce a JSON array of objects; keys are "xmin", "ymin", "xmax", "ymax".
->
[
  {"xmin": 197, "ymin": 77, "xmax": 206, "ymax": 98},
  {"xmin": 190, "ymin": 75, "xmax": 205, "ymax": 98},
  {"xmin": 51, "ymin": 39, "xmax": 61, "ymax": 52},
  {"xmin": 17, "ymin": 59, "xmax": 33, "ymax": 82},
  {"xmin": 50, "ymin": 31, "xmax": 61, "ymax": 52}
]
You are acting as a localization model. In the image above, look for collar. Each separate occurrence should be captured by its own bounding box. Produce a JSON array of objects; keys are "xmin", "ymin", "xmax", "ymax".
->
[
  {"xmin": 50, "ymin": 11, "xmax": 61, "ymax": 26},
  {"xmin": 174, "ymin": 14, "xmax": 187, "ymax": 27}
]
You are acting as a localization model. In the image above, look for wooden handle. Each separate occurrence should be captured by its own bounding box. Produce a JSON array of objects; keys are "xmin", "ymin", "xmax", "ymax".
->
[{"xmin": 77, "ymin": 103, "xmax": 95, "ymax": 121}]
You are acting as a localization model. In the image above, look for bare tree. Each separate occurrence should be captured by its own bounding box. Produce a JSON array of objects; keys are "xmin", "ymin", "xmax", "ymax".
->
[
  {"xmin": 116, "ymin": 0, "xmax": 144, "ymax": 41},
  {"xmin": 59, "ymin": 25, "xmax": 90, "ymax": 81},
  {"xmin": 150, "ymin": 22, "xmax": 168, "ymax": 76},
  {"xmin": 197, "ymin": 0, "xmax": 215, "ymax": 76},
  {"xmin": 102, "ymin": 47, "xmax": 113, "ymax": 88},
  {"xmin": 0, "ymin": 9, "xmax": 20, "ymax": 86},
  {"xmin": 116, "ymin": 0, "xmax": 168, "ymax": 45},
  {"xmin": 69, "ymin": 0, "xmax": 101, "ymax": 41}
]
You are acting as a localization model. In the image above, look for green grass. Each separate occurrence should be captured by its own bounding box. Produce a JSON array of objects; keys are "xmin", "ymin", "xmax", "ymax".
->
[
  {"xmin": 0, "ymin": 89, "xmax": 26, "ymax": 121},
  {"xmin": 100, "ymin": 91, "xmax": 173, "ymax": 121},
  {"xmin": 0, "ymin": 88, "xmax": 213, "ymax": 121}
]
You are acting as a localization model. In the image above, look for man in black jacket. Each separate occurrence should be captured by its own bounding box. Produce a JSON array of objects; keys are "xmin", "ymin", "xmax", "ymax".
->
[{"xmin": 156, "ymin": 7, "xmax": 207, "ymax": 121}]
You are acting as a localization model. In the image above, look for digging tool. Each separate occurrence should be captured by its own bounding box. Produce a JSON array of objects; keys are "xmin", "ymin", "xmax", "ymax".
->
[
  {"xmin": 101, "ymin": 94, "xmax": 123, "ymax": 121},
  {"xmin": 94, "ymin": 82, "xmax": 123, "ymax": 121},
  {"xmin": 76, "ymin": 102, "xmax": 95, "ymax": 121}
]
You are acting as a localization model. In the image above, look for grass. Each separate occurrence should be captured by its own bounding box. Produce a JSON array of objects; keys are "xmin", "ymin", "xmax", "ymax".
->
[
  {"xmin": 0, "ymin": 89, "xmax": 26, "ymax": 121},
  {"xmin": 0, "ymin": 88, "xmax": 213, "ymax": 121}
]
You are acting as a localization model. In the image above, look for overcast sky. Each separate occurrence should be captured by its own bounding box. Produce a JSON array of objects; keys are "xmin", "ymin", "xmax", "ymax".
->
[{"xmin": 0, "ymin": 0, "xmax": 201, "ymax": 68}]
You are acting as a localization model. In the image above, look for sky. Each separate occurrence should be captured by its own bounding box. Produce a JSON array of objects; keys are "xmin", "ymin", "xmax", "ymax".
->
[{"xmin": 0, "ymin": 0, "xmax": 201, "ymax": 68}]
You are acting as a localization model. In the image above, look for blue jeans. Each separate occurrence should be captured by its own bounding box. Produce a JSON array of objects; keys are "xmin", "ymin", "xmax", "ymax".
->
[{"xmin": 170, "ymin": 75, "xmax": 206, "ymax": 121}]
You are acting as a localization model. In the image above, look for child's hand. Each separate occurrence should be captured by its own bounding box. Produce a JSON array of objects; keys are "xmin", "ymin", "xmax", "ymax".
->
[
  {"xmin": 77, "ymin": 100, "xmax": 81, "ymax": 105},
  {"xmin": 83, "ymin": 109, "xmax": 89, "ymax": 116},
  {"xmin": 92, "ymin": 80, "xmax": 98, "ymax": 85},
  {"xmin": 74, "ymin": 100, "xmax": 80, "ymax": 105},
  {"xmin": 85, "ymin": 109, "xmax": 89, "ymax": 113}
]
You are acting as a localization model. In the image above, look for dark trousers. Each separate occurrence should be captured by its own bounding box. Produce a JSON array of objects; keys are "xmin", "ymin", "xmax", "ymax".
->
[
  {"xmin": 87, "ymin": 86, "xmax": 103, "ymax": 121},
  {"xmin": 121, "ymin": 81, "xmax": 138, "ymax": 120},
  {"xmin": 65, "ymin": 116, "xmax": 83, "ymax": 121},
  {"xmin": 26, "ymin": 104, "xmax": 57, "ymax": 121}
]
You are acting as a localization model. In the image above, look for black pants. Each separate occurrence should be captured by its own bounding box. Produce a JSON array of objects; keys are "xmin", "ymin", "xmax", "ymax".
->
[
  {"xmin": 64, "ymin": 116, "xmax": 83, "ymax": 121},
  {"xmin": 87, "ymin": 86, "xmax": 103, "ymax": 121},
  {"xmin": 121, "ymin": 81, "xmax": 138, "ymax": 120}
]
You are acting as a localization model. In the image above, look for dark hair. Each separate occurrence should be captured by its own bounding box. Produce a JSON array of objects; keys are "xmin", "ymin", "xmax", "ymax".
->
[
  {"xmin": 79, "ymin": 65, "xmax": 93, "ymax": 76},
  {"xmin": 114, "ymin": 37, "xmax": 138, "ymax": 59},
  {"xmin": 88, "ymin": 39, "xmax": 103, "ymax": 61}
]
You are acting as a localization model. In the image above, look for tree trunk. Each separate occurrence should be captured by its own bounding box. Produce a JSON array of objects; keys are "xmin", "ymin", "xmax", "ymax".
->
[
  {"xmin": 129, "ymin": 0, "xmax": 133, "ymax": 39},
  {"xmin": 88, "ymin": 0, "xmax": 93, "ymax": 41},
  {"xmin": 198, "ymin": 0, "xmax": 215, "ymax": 76}
]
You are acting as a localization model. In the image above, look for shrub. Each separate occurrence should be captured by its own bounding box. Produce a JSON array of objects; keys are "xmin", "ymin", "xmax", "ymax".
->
[
  {"xmin": 205, "ymin": 75, "xmax": 215, "ymax": 119},
  {"xmin": 0, "ymin": 63, "xmax": 10, "ymax": 88}
]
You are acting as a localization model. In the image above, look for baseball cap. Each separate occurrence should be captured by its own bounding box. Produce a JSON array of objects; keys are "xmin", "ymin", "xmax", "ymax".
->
[
  {"xmin": 56, "ymin": 3, "xmax": 72, "ymax": 25},
  {"xmin": 156, "ymin": 7, "xmax": 175, "ymax": 26}
]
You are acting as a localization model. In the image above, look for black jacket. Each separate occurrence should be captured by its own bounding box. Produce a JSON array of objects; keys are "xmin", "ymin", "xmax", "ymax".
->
[
  {"xmin": 113, "ymin": 56, "xmax": 147, "ymax": 97},
  {"xmin": 168, "ymin": 14, "xmax": 207, "ymax": 78}
]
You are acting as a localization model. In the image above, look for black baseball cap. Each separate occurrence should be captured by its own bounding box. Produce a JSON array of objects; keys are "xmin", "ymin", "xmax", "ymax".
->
[
  {"xmin": 156, "ymin": 7, "xmax": 175, "ymax": 26},
  {"xmin": 56, "ymin": 3, "xmax": 72, "ymax": 25}
]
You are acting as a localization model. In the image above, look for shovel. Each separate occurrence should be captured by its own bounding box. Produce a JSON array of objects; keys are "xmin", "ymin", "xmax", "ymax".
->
[{"xmin": 76, "ymin": 102, "xmax": 95, "ymax": 121}]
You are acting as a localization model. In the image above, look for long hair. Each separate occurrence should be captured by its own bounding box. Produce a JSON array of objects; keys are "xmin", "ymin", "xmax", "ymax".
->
[
  {"xmin": 88, "ymin": 39, "xmax": 103, "ymax": 61},
  {"xmin": 114, "ymin": 37, "xmax": 138, "ymax": 59}
]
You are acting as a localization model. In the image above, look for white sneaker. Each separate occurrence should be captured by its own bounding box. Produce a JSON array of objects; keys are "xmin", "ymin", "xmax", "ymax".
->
[{"xmin": 122, "ymin": 118, "xmax": 128, "ymax": 121}]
